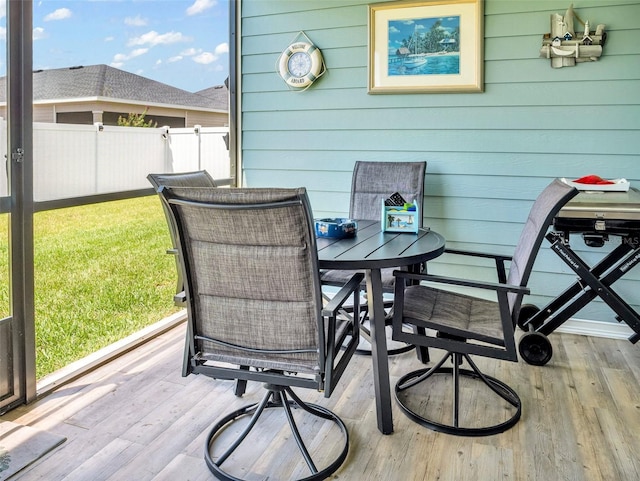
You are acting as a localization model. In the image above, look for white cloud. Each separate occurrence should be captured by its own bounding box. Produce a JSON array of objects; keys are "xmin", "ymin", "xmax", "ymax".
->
[
  {"xmin": 105, "ymin": 36, "xmax": 115, "ymax": 42},
  {"xmin": 112, "ymin": 48, "xmax": 149, "ymax": 63},
  {"xmin": 0, "ymin": 27, "xmax": 5, "ymax": 41},
  {"xmin": 184, "ymin": 43, "xmax": 227, "ymax": 65},
  {"xmin": 193, "ymin": 52, "xmax": 216, "ymax": 64},
  {"xmin": 44, "ymin": 8, "xmax": 72, "ymax": 21},
  {"xmin": 168, "ymin": 56, "xmax": 183, "ymax": 63},
  {"xmin": 125, "ymin": 15, "xmax": 147, "ymax": 27},
  {"xmin": 128, "ymin": 30, "xmax": 189, "ymax": 47},
  {"xmin": 186, "ymin": 0, "xmax": 216, "ymax": 16},
  {"xmin": 130, "ymin": 48, "xmax": 149, "ymax": 58},
  {"xmin": 111, "ymin": 62, "xmax": 124, "ymax": 68},
  {"xmin": 33, "ymin": 27, "xmax": 47, "ymax": 40},
  {"xmin": 214, "ymin": 42, "xmax": 229, "ymax": 55}
]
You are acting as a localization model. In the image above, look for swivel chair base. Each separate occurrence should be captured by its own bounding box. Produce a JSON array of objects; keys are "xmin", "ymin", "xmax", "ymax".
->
[
  {"xmin": 356, "ymin": 316, "xmax": 415, "ymax": 356},
  {"xmin": 334, "ymin": 300, "xmax": 415, "ymax": 356},
  {"xmin": 395, "ymin": 352, "xmax": 521, "ymax": 437},
  {"xmin": 205, "ymin": 384, "xmax": 349, "ymax": 481}
]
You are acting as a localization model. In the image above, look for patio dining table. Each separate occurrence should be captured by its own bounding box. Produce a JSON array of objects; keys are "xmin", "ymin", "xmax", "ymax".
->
[{"xmin": 316, "ymin": 219, "xmax": 446, "ymax": 434}]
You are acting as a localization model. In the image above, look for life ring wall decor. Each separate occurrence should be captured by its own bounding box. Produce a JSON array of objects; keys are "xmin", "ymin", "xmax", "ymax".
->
[{"xmin": 277, "ymin": 32, "xmax": 326, "ymax": 91}]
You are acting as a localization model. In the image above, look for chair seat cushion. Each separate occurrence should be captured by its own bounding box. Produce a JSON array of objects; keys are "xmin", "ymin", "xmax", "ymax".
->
[{"xmin": 402, "ymin": 285, "xmax": 505, "ymax": 345}]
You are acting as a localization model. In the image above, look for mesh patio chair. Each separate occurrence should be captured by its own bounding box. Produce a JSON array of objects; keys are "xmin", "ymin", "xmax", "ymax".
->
[
  {"xmin": 157, "ymin": 185, "xmax": 362, "ymax": 481},
  {"xmin": 147, "ymin": 170, "xmax": 217, "ymax": 306},
  {"xmin": 391, "ymin": 179, "xmax": 577, "ymax": 436},
  {"xmin": 149, "ymin": 172, "xmax": 254, "ymax": 396},
  {"xmin": 320, "ymin": 160, "xmax": 426, "ymax": 356}
]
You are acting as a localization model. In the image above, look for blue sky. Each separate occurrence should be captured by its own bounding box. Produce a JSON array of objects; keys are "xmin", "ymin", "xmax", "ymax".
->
[
  {"xmin": 0, "ymin": 0, "xmax": 230, "ymax": 93},
  {"xmin": 388, "ymin": 16, "xmax": 459, "ymax": 51}
]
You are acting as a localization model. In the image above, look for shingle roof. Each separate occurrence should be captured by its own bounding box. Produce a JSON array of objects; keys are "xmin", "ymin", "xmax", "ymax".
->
[
  {"xmin": 0, "ymin": 64, "xmax": 227, "ymax": 111},
  {"xmin": 195, "ymin": 85, "xmax": 229, "ymax": 110}
]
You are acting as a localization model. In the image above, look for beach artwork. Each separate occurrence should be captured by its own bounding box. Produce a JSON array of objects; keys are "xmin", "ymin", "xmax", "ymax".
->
[
  {"xmin": 388, "ymin": 16, "xmax": 460, "ymax": 76},
  {"xmin": 368, "ymin": 1, "xmax": 483, "ymax": 94}
]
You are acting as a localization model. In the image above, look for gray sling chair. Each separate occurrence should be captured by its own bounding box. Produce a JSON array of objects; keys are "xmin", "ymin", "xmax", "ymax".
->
[
  {"xmin": 391, "ymin": 179, "xmax": 577, "ymax": 436},
  {"xmin": 320, "ymin": 160, "xmax": 427, "ymax": 356},
  {"xmin": 149, "ymin": 171, "xmax": 252, "ymax": 398},
  {"xmin": 147, "ymin": 170, "xmax": 217, "ymax": 306},
  {"xmin": 157, "ymin": 185, "xmax": 363, "ymax": 481}
]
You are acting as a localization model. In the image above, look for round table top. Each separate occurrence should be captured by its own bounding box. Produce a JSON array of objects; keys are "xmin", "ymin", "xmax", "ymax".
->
[{"xmin": 316, "ymin": 219, "xmax": 445, "ymax": 270}]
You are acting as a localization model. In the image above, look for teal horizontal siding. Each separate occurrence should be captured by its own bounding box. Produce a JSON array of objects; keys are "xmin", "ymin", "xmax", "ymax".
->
[
  {"xmin": 242, "ymin": 129, "xmax": 640, "ymax": 155},
  {"xmin": 242, "ymin": 79, "xmax": 639, "ymax": 107},
  {"xmin": 242, "ymin": 105, "xmax": 640, "ymax": 130},
  {"xmin": 240, "ymin": 0, "xmax": 640, "ymax": 325}
]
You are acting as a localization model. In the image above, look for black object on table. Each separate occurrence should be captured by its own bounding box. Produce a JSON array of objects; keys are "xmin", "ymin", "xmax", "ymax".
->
[
  {"xmin": 316, "ymin": 219, "xmax": 446, "ymax": 434},
  {"xmin": 519, "ymin": 187, "xmax": 640, "ymax": 366}
]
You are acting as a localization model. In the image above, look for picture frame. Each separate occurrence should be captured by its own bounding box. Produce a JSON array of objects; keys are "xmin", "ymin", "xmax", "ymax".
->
[
  {"xmin": 368, "ymin": 0, "xmax": 484, "ymax": 94},
  {"xmin": 381, "ymin": 200, "xmax": 420, "ymax": 233}
]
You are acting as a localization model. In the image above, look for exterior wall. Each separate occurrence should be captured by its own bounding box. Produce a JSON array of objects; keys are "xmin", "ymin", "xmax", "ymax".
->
[
  {"xmin": 239, "ymin": 0, "xmax": 640, "ymax": 330},
  {"xmin": 187, "ymin": 110, "xmax": 228, "ymax": 127},
  {"xmin": 26, "ymin": 100, "xmax": 226, "ymax": 127},
  {"xmin": 33, "ymin": 105, "xmax": 55, "ymax": 123}
]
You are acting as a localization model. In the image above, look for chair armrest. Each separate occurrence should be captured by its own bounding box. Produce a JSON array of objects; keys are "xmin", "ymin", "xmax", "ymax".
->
[
  {"xmin": 393, "ymin": 270, "xmax": 529, "ymax": 296},
  {"xmin": 323, "ymin": 273, "xmax": 365, "ymax": 316},
  {"xmin": 173, "ymin": 291, "xmax": 187, "ymax": 306},
  {"xmin": 439, "ymin": 249, "xmax": 512, "ymax": 284},
  {"xmin": 322, "ymin": 272, "xmax": 363, "ymax": 397},
  {"xmin": 444, "ymin": 248, "xmax": 512, "ymax": 262}
]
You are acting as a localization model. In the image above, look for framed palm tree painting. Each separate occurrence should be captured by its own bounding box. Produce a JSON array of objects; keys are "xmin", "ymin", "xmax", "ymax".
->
[{"xmin": 368, "ymin": 0, "xmax": 484, "ymax": 94}]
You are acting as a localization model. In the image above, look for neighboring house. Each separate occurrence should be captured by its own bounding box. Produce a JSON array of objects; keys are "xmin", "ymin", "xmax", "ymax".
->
[
  {"xmin": 0, "ymin": 64, "xmax": 228, "ymax": 128},
  {"xmin": 195, "ymin": 84, "xmax": 229, "ymax": 110}
]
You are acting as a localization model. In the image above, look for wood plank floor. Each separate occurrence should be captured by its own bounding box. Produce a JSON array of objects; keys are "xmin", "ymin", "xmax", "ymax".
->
[{"xmin": 2, "ymin": 324, "xmax": 639, "ymax": 480}]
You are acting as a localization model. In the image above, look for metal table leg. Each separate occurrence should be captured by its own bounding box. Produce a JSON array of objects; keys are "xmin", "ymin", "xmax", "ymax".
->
[{"xmin": 365, "ymin": 268, "xmax": 393, "ymax": 435}]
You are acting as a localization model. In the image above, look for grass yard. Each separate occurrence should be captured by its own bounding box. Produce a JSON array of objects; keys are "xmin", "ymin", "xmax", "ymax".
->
[{"xmin": 0, "ymin": 195, "xmax": 180, "ymax": 379}]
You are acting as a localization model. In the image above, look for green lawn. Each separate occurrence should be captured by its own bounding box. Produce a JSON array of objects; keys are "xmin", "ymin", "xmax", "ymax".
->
[{"xmin": 0, "ymin": 196, "xmax": 180, "ymax": 379}]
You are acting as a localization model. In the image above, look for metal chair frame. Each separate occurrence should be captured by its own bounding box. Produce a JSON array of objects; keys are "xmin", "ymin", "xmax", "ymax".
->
[
  {"xmin": 321, "ymin": 161, "xmax": 427, "ymax": 356},
  {"xmin": 147, "ymin": 170, "xmax": 217, "ymax": 306},
  {"xmin": 392, "ymin": 179, "xmax": 578, "ymax": 436},
  {"xmin": 158, "ymin": 185, "xmax": 362, "ymax": 480}
]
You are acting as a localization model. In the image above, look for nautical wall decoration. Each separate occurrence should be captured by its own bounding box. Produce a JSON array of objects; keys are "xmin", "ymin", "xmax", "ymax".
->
[
  {"xmin": 277, "ymin": 31, "xmax": 326, "ymax": 91},
  {"xmin": 540, "ymin": 3, "xmax": 606, "ymax": 68}
]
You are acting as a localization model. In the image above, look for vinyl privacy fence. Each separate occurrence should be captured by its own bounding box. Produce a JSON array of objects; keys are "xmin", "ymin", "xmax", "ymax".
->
[{"xmin": 0, "ymin": 122, "xmax": 230, "ymax": 204}]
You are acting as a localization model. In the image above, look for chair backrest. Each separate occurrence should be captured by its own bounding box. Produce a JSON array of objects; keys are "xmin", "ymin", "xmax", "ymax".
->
[
  {"xmin": 349, "ymin": 161, "xmax": 426, "ymax": 225},
  {"xmin": 160, "ymin": 186, "xmax": 326, "ymax": 376},
  {"xmin": 507, "ymin": 178, "xmax": 578, "ymax": 317},
  {"xmin": 147, "ymin": 170, "xmax": 217, "ymax": 191},
  {"xmin": 148, "ymin": 171, "xmax": 218, "ymax": 303},
  {"xmin": 148, "ymin": 171, "xmax": 218, "ymax": 246}
]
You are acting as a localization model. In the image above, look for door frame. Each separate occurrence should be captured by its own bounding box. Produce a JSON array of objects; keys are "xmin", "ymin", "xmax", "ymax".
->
[{"xmin": 0, "ymin": 0, "xmax": 36, "ymax": 412}]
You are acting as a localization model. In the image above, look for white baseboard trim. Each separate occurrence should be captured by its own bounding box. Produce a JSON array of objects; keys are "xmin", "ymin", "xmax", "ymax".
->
[{"xmin": 555, "ymin": 317, "xmax": 635, "ymax": 340}]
